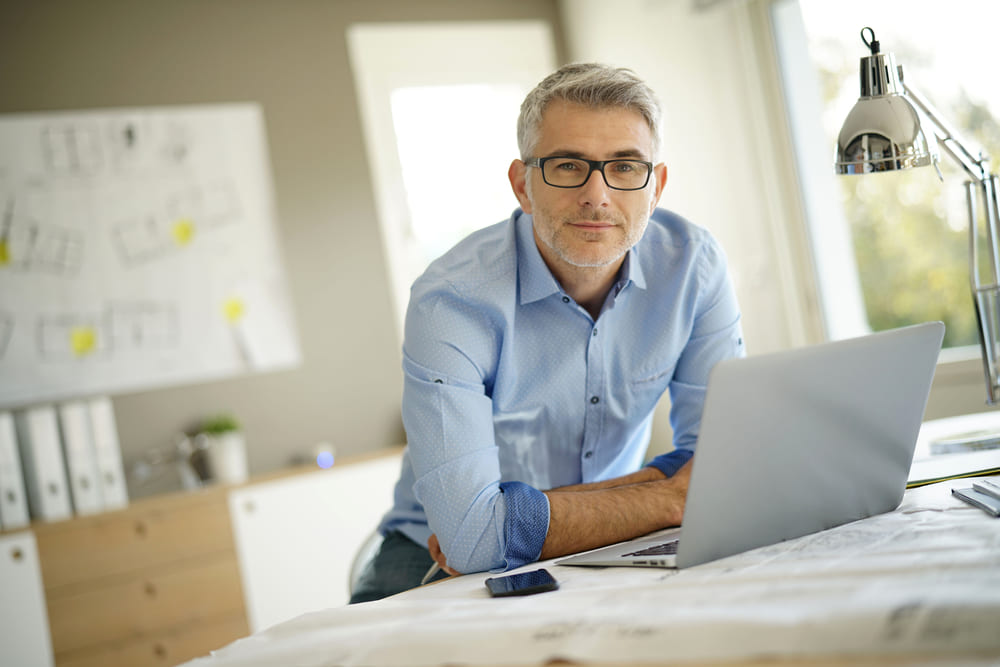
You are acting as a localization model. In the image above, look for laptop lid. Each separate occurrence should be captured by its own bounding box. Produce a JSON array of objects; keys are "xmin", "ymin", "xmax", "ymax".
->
[
  {"xmin": 675, "ymin": 321, "xmax": 944, "ymax": 567},
  {"xmin": 557, "ymin": 322, "xmax": 944, "ymax": 570}
]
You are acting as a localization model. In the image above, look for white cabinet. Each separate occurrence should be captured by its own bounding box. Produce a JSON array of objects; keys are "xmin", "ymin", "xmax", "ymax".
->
[
  {"xmin": 229, "ymin": 450, "xmax": 403, "ymax": 632},
  {"xmin": 0, "ymin": 531, "xmax": 54, "ymax": 667}
]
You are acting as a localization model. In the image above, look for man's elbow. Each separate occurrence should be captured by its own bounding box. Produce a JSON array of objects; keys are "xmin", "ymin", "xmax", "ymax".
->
[
  {"xmin": 445, "ymin": 550, "xmax": 501, "ymax": 575},
  {"xmin": 438, "ymin": 536, "xmax": 506, "ymax": 575}
]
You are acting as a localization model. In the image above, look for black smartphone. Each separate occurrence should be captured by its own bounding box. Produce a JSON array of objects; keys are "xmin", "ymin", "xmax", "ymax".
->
[{"xmin": 484, "ymin": 568, "xmax": 559, "ymax": 597}]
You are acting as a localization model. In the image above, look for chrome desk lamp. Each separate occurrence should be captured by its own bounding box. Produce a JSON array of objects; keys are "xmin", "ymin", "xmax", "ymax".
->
[{"xmin": 835, "ymin": 27, "xmax": 1000, "ymax": 404}]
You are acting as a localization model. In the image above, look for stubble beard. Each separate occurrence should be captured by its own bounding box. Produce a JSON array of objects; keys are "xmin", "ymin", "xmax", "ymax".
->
[
  {"xmin": 533, "ymin": 205, "xmax": 647, "ymax": 269},
  {"xmin": 524, "ymin": 175, "xmax": 652, "ymax": 269}
]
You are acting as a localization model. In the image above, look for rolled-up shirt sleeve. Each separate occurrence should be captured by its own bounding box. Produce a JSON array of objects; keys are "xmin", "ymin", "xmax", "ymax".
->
[{"xmin": 401, "ymin": 289, "xmax": 549, "ymax": 573}]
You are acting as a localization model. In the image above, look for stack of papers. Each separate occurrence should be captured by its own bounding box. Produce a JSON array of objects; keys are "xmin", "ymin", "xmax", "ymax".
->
[{"xmin": 908, "ymin": 449, "xmax": 1000, "ymax": 488}]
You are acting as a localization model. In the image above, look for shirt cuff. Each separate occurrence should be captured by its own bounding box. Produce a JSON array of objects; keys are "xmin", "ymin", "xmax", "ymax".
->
[
  {"xmin": 646, "ymin": 448, "xmax": 694, "ymax": 478},
  {"xmin": 498, "ymin": 481, "xmax": 549, "ymax": 570}
]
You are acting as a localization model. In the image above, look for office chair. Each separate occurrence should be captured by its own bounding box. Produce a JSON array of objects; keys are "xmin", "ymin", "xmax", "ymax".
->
[{"xmin": 348, "ymin": 529, "xmax": 384, "ymax": 596}]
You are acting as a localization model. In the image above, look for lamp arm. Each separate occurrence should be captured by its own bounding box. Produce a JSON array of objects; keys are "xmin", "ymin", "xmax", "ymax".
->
[
  {"xmin": 901, "ymin": 78, "xmax": 990, "ymax": 182},
  {"xmin": 900, "ymin": 73, "xmax": 1000, "ymax": 404}
]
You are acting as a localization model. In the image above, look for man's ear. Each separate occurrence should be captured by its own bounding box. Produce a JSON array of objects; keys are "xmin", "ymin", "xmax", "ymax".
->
[
  {"xmin": 649, "ymin": 162, "xmax": 668, "ymax": 215},
  {"xmin": 509, "ymin": 159, "xmax": 533, "ymax": 214}
]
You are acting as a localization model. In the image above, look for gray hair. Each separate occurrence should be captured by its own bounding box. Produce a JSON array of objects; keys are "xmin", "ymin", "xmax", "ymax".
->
[{"xmin": 517, "ymin": 63, "xmax": 662, "ymax": 161}]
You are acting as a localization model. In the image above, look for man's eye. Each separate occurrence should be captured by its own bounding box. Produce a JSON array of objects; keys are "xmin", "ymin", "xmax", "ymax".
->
[
  {"xmin": 553, "ymin": 160, "xmax": 582, "ymax": 171},
  {"xmin": 613, "ymin": 162, "xmax": 636, "ymax": 172}
]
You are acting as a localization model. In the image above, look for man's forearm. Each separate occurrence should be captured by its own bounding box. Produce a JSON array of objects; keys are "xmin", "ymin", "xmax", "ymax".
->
[
  {"xmin": 548, "ymin": 448, "xmax": 692, "ymax": 493},
  {"xmin": 425, "ymin": 462, "xmax": 690, "ymax": 573},
  {"xmin": 539, "ymin": 461, "xmax": 690, "ymax": 560},
  {"xmin": 549, "ymin": 466, "xmax": 665, "ymax": 493}
]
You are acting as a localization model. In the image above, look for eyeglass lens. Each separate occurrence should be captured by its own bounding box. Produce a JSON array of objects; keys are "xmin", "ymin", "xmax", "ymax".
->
[{"xmin": 542, "ymin": 158, "xmax": 650, "ymax": 190}]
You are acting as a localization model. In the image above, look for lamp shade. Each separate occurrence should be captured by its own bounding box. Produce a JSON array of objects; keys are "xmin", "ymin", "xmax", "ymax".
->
[{"xmin": 835, "ymin": 49, "xmax": 938, "ymax": 174}]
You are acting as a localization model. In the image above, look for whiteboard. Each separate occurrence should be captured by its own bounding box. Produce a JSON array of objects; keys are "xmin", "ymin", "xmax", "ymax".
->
[{"xmin": 0, "ymin": 104, "xmax": 300, "ymax": 407}]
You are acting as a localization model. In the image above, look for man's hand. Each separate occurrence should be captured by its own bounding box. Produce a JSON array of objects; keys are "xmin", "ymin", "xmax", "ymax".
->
[{"xmin": 427, "ymin": 534, "xmax": 460, "ymax": 576}]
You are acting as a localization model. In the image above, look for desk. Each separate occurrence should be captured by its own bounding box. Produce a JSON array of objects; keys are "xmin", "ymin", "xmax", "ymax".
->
[{"xmin": 181, "ymin": 477, "xmax": 1000, "ymax": 667}]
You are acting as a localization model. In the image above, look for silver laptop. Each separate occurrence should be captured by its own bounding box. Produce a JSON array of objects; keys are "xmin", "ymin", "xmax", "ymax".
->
[{"xmin": 557, "ymin": 322, "xmax": 944, "ymax": 570}]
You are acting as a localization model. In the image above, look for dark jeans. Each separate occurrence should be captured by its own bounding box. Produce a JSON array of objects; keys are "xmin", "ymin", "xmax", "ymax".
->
[{"xmin": 349, "ymin": 530, "xmax": 450, "ymax": 604}]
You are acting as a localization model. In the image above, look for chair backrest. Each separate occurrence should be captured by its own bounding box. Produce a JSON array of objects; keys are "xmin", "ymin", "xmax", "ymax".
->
[{"xmin": 348, "ymin": 529, "xmax": 385, "ymax": 595}]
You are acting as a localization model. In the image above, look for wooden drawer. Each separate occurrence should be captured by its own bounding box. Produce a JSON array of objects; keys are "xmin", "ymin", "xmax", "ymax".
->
[
  {"xmin": 55, "ymin": 613, "xmax": 248, "ymax": 667},
  {"xmin": 48, "ymin": 552, "xmax": 244, "ymax": 657},
  {"xmin": 34, "ymin": 488, "xmax": 233, "ymax": 592}
]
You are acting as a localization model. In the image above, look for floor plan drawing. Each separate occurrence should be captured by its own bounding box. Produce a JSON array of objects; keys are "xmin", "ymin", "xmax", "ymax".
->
[
  {"xmin": 0, "ymin": 105, "xmax": 300, "ymax": 406},
  {"xmin": 36, "ymin": 301, "xmax": 180, "ymax": 362},
  {"xmin": 112, "ymin": 180, "xmax": 241, "ymax": 266}
]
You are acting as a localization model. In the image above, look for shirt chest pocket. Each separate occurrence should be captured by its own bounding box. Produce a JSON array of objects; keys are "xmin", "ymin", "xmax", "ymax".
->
[{"xmin": 626, "ymin": 361, "xmax": 676, "ymax": 416}]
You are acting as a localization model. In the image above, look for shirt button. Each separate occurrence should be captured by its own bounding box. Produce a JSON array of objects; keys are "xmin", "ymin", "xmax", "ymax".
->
[
  {"xmin": 590, "ymin": 396, "xmax": 600, "ymax": 404},
  {"xmin": 584, "ymin": 451, "xmax": 593, "ymax": 459},
  {"xmin": 562, "ymin": 296, "xmax": 571, "ymax": 303},
  {"xmin": 592, "ymin": 328, "xmax": 598, "ymax": 337}
]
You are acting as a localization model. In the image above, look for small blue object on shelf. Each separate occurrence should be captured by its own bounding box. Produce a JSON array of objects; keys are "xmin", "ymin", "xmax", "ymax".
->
[{"xmin": 316, "ymin": 451, "xmax": 335, "ymax": 469}]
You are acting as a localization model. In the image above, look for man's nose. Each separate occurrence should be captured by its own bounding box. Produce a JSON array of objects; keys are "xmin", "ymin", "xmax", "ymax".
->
[{"xmin": 577, "ymin": 167, "xmax": 612, "ymax": 206}]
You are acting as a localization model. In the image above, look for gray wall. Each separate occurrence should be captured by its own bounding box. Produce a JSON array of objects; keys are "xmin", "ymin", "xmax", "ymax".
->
[{"xmin": 0, "ymin": 1, "xmax": 565, "ymax": 485}]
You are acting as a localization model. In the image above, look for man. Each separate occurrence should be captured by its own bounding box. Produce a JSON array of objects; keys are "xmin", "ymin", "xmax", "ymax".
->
[{"xmin": 350, "ymin": 63, "xmax": 744, "ymax": 603}]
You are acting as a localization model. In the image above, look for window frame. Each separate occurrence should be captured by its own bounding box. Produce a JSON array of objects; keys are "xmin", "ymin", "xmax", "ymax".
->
[
  {"xmin": 763, "ymin": 0, "xmax": 990, "ymax": 413},
  {"xmin": 346, "ymin": 21, "xmax": 557, "ymax": 341}
]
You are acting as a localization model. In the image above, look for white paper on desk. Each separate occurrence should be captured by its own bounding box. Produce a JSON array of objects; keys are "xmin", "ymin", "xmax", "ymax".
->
[
  {"xmin": 357, "ymin": 570, "xmax": 1000, "ymax": 666},
  {"xmin": 186, "ymin": 480, "xmax": 1000, "ymax": 667},
  {"xmin": 908, "ymin": 449, "xmax": 1000, "ymax": 486}
]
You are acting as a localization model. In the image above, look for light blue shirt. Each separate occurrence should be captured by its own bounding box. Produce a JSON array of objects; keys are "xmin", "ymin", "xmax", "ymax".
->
[{"xmin": 379, "ymin": 207, "xmax": 745, "ymax": 573}]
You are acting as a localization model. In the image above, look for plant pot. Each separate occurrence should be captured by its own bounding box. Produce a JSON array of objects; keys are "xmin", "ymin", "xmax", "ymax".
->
[{"xmin": 196, "ymin": 431, "xmax": 249, "ymax": 484}]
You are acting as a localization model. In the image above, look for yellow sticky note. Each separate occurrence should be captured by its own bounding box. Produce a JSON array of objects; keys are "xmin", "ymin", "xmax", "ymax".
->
[
  {"xmin": 223, "ymin": 298, "xmax": 245, "ymax": 323},
  {"xmin": 0, "ymin": 239, "xmax": 9, "ymax": 265},
  {"xmin": 70, "ymin": 327, "xmax": 97, "ymax": 357},
  {"xmin": 172, "ymin": 219, "xmax": 195, "ymax": 246}
]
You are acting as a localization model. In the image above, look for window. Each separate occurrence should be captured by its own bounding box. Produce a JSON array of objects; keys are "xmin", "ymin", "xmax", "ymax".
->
[
  {"xmin": 390, "ymin": 84, "xmax": 526, "ymax": 266},
  {"xmin": 774, "ymin": 0, "xmax": 1000, "ymax": 351},
  {"xmin": 347, "ymin": 22, "xmax": 556, "ymax": 339}
]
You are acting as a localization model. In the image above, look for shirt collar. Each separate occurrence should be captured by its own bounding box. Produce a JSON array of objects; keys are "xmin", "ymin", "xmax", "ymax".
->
[
  {"xmin": 620, "ymin": 243, "xmax": 647, "ymax": 293},
  {"xmin": 516, "ymin": 209, "xmax": 649, "ymax": 305},
  {"xmin": 516, "ymin": 211, "xmax": 562, "ymax": 305}
]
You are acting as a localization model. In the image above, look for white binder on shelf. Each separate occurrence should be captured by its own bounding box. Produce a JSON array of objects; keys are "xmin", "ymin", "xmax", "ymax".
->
[
  {"xmin": 57, "ymin": 402, "xmax": 104, "ymax": 516},
  {"xmin": 0, "ymin": 412, "xmax": 30, "ymax": 530},
  {"xmin": 15, "ymin": 406, "xmax": 72, "ymax": 522},
  {"xmin": 87, "ymin": 397, "xmax": 128, "ymax": 510}
]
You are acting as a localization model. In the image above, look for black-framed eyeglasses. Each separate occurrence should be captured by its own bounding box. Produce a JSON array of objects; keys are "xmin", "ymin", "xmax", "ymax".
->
[{"xmin": 525, "ymin": 156, "xmax": 653, "ymax": 191}]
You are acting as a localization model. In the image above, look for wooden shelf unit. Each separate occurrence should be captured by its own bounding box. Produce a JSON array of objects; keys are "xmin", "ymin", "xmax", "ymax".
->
[{"xmin": 32, "ymin": 485, "xmax": 248, "ymax": 667}]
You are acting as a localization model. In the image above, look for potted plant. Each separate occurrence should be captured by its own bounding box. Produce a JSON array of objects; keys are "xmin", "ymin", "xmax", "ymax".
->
[{"xmin": 195, "ymin": 413, "xmax": 249, "ymax": 484}]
